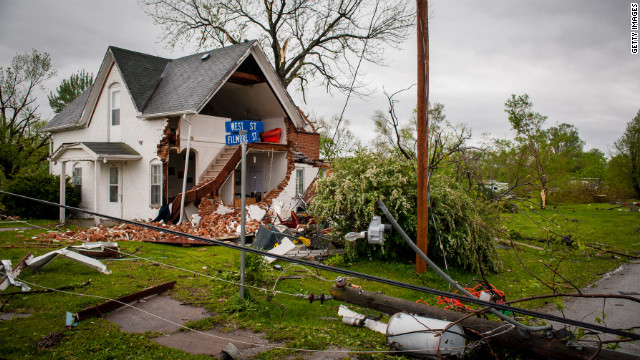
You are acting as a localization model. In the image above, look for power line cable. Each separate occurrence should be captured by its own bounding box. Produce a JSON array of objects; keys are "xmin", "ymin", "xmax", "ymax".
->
[{"xmin": 2, "ymin": 190, "xmax": 639, "ymax": 340}]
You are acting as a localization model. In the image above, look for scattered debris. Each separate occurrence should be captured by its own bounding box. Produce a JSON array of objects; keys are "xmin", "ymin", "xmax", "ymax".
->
[
  {"xmin": 70, "ymin": 242, "xmax": 121, "ymax": 259},
  {"xmin": 26, "ymin": 248, "xmax": 111, "ymax": 274},
  {"xmin": 264, "ymin": 238, "xmax": 296, "ymax": 263},
  {"xmin": 338, "ymin": 305, "xmax": 386, "ymax": 333},
  {"xmin": 0, "ymin": 253, "xmax": 32, "ymax": 291},
  {"xmin": 36, "ymin": 329, "xmax": 68, "ymax": 350}
]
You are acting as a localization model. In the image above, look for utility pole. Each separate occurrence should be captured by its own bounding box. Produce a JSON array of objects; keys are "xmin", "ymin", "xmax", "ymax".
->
[{"xmin": 416, "ymin": 0, "xmax": 429, "ymax": 273}]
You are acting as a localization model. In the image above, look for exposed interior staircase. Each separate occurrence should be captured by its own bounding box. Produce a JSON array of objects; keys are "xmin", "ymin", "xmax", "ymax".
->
[
  {"xmin": 168, "ymin": 145, "xmax": 242, "ymax": 223},
  {"xmin": 199, "ymin": 145, "xmax": 239, "ymax": 183}
]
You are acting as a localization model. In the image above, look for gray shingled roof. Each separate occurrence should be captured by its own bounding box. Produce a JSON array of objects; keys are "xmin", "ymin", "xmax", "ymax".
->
[
  {"xmin": 141, "ymin": 41, "xmax": 253, "ymax": 115},
  {"xmin": 41, "ymin": 85, "xmax": 92, "ymax": 131},
  {"xmin": 109, "ymin": 47, "xmax": 171, "ymax": 110},
  {"xmin": 82, "ymin": 142, "xmax": 141, "ymax": 157},
  {"xmin": 44, "ymin": 41, "xmax": 261, "ymax": 131}
]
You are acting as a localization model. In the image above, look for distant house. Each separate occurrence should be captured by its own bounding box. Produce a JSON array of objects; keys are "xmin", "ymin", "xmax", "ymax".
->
[{"xmin": 43, "ymin": 41, "xmax": 321, "ymax": 223}]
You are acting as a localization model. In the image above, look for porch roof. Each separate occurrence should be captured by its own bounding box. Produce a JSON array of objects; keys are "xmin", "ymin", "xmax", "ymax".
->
[{"xmin": 51, "ymin": 142, "xmax": 142, "ymax": 162}]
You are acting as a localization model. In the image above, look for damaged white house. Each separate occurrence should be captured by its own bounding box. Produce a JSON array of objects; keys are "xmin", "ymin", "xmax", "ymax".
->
[{"xmin": 43, "ymin": 41, "xmax": 322, "ymax": 223}]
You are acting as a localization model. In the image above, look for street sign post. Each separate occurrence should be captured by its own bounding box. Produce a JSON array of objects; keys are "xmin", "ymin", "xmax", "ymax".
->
[
  {"xmin": 225, "ymin": 131, "xmax": 259, "ymax": 146},
  {"xmin": 224, "ymin": 121, "xmax": 263, "ymax": 299},
  {"xmin": 225, "ymin": 120, "xmax": 264, "ymax": 133}
]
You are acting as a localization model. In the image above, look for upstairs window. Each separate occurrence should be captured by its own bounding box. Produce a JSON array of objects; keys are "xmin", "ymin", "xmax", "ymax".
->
[{"xmin": 111, "ymin": 89, "xmax": 120, "ymax": 125}]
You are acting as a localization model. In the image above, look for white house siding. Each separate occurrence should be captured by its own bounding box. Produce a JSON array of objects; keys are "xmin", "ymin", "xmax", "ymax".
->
[
  {"xmin": 272, "ymin": 163, "xmax": 319, "ymax": 218},
  {"xmin": 179, "ymin": 114, "xmax": 229, "ymax": 180},
  {"xmin": 50, "ymin": 64, "xmax": 167, "ymax": 220}
]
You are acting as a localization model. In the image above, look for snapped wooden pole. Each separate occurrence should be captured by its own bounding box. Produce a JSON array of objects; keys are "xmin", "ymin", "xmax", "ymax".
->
[
  {"xmin": 416, "ymin": 0, "xmax": 429, "ymax": 273},
  {"xmin": 330, "ymin": 286, "xmax": 636, "ymax": 360}
]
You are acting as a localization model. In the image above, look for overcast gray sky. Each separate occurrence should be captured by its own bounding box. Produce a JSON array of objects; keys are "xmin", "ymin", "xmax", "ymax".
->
[{"xmin": 1, "ymin": 0, "xmax": 638, "ymax": 153}]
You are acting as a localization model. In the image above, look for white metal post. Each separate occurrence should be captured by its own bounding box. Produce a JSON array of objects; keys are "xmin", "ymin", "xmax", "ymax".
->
[
  {"xmin": 178, "ymin": 114, "xmax": 192, "ymax": 225},
  {"xmin": 240, "ymin": 131, "xmax": 247, "ymax": 298},
  {"xmin": 59, "ymin": 161, "xmax": 66, "ymax": 224}
]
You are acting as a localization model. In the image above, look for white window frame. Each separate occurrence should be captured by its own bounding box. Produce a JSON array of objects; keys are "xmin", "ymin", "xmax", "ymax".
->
[
  {"xmin": 109, "ymin": 166, "xmax": 119, "ymax": 203},
  {"xmin": 295, "ymin": 168, "xmax": 304, "ymax": 197},
  {"xmin": 110, "ymin": 87, "xmax": 121, "ymax": 126},
  {"xmin": 150, "ymin": 161, "xmax": 162, "ymax": 207},
  {"xmin": 72, "ymin": 165, "xmax": 82, "ymax": 199}
]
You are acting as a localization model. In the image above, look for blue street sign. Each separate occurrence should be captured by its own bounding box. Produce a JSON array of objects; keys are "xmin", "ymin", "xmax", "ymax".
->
[
  {"xmin": 225, "ymin": 120, "xmax": 264, "ymax": 133},
  {"xmin": 225, "ymin": 130, "xmax": 260, "ymax": 145}
]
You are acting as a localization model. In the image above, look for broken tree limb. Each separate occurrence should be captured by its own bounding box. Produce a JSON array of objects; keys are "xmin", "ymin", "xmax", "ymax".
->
[
  {"xmin": 75, "ymin": 281, "xmax": 176, "ymax": 321},
  {"xmin": 329, "ymin": 286, "xmax": 637, "ymax": 360}
]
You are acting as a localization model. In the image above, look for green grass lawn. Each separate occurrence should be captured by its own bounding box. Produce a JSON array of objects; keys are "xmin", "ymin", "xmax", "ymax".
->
[{"xmin": 1, "ymin": 203, "xmax": 638, "ymax": 359}]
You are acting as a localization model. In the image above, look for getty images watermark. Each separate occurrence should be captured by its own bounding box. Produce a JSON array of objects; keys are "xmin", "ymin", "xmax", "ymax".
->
[{"xmin": 632, "ymin": 3, "xmax": 639, "ymax": 54}]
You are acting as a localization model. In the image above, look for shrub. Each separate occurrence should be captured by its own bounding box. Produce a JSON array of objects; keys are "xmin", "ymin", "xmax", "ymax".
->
[
  {"xmin": 310, "ymin": 149, "xmax": 501, "ymax": 273},
  {"xmin": 0, "ymin": 168, "xmax": 79, "ymax": 219}
]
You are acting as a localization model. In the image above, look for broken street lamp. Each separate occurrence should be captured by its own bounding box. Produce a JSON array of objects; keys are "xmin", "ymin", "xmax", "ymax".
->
[{"xmin": 345, "ymin": 216, "xmax": 391, "ymax": 245}]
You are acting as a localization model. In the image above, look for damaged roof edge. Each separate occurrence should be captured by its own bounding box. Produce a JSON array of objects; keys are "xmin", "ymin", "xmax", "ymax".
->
[{"xmin": 194, "ymin": 41, "xmax": 256, "ymax": 116}]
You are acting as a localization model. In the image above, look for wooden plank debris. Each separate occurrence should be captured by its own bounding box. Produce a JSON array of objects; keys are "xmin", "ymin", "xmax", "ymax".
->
[{"xmin": 75, "ymin": 281, "xmax": 176, "ymax": 321}]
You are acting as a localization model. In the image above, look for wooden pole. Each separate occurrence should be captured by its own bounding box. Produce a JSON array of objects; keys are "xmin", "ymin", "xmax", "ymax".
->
[
  {"xmin": 416, "ymin": 0, "xmax": 429, "ymax": 273},
  {"xmin": 330, "ymin": 286, "xmax": 636, "ymax": 360}
]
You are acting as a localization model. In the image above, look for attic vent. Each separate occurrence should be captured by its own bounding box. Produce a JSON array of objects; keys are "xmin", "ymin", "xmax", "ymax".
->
[{"xmin": 201, "ymin": 53, "xmax": 211, "ymax": 61}]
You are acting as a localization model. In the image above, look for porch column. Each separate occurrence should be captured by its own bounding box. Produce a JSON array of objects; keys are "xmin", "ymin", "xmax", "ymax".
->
[
  {"xmin": 94, "ymin": 160, "xmax": 101, "ymax": 225},
  {"xmin": 59, "ymin": 161, "xmax": 66, "ymax": 224}
]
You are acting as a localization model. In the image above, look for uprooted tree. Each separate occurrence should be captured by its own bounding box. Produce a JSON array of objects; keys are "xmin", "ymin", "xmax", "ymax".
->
[
  {"xmin": 141, "ymin": 0, "xmax": 414, "ymax": 97},
  {"xmin": 310, "ymin": 148, "xmax": 502, "ymax": 273}
]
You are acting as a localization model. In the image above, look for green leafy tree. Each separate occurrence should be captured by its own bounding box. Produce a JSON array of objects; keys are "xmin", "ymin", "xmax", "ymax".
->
[
  {"xmin": 310, "ymin": 148, "xmax": 502, "ymax": 273},
  {"xmin": 574, "ymin": 148, "xmax": 607, "ymax": 179},
  {"xmin": 611, "ymin": 110, "xmax": 640, "ymax": 197},
  {"xmin": 499, "ymin": 94, "xmax": 585, "ymax": 208},
  {"xmin": 1, "ymin": 167, "xmax": 79, "ymax": 219},
  {"xmin": 141, "ymin": 0, "xmax": 414, "ymax": 96},
  {"xmin": 48, "ymin": 70, "xmax": 93, "ymax": 114},
  {"xmin": 0, "ymin": 49, "xmax": 56, "ymax": 181}
]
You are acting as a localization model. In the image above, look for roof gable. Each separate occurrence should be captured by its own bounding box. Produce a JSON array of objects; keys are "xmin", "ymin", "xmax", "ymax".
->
[
  {"xmin": 109, "ymin": 47, "xmax": 170, "ymax": 111},
  {"xmin": 43, "ymin": 42, "xmax": 308, "ymax": 133},
  {"xmin": 142, "ymin": 42, "xmax": 252, "ymax": 115}
]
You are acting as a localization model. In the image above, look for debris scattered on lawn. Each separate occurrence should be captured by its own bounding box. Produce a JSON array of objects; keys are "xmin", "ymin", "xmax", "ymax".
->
[
  {"xmin": 36, "ymin": 329, "xmax": 68, "ymax": 350},
  {"xmin": 26, "ymin": 248, "xmax": 111, "ymax": 274},
  {"xmin": 70, "ymin": 242, "xmax": 121, "ymax": 259},
  {"xmin": 0, "ymin": 253, "xmax": 32, "ymax": 291},
  {"xmin": 264, "ymin": 238, "xmax": 296, "ymax": 263},
  {"xmin": 338, "ymin": 305, "xmax": 386, "ymax": 334}
]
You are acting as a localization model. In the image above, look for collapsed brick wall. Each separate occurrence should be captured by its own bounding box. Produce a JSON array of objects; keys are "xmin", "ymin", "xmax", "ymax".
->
[
  {"xmin": 285, "ymin": 118, "xmax": 320, "ymax": 160},
  {"xmin": 197, "ymin": 149, "xmax": 295, "ymax": 217}
]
